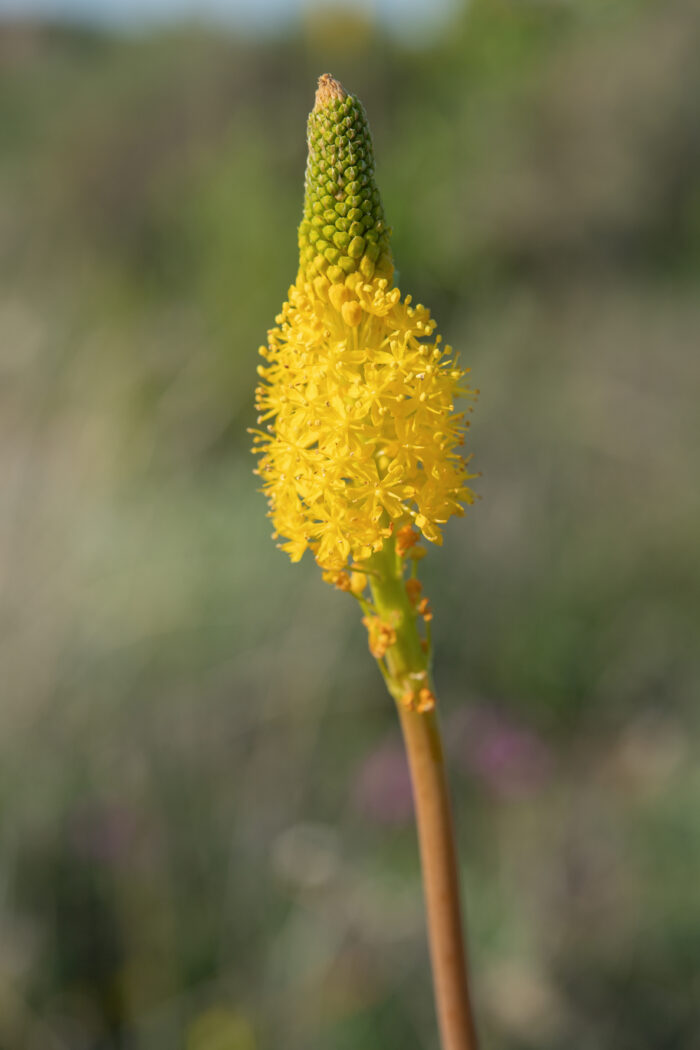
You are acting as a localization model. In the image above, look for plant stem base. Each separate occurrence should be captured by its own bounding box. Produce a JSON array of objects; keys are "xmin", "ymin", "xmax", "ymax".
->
[{"xmin": 363, "ymin": 536, "xmax": 479, "ymax": 1050}]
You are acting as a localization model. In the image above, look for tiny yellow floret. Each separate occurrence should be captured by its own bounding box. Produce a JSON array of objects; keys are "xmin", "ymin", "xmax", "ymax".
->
[
  {"xmin": 350, "ymin": 571, "xmax": 368, "ymax": 596},
  {"xmin": 341, "ymin": 300, "xmax": 363, "ymax": 327}
]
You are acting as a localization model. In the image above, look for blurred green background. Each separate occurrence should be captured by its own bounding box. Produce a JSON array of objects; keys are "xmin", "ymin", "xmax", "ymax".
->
[{"xmin": 1, "ymin": 1, "xmax": 699, "ymax": 1047}]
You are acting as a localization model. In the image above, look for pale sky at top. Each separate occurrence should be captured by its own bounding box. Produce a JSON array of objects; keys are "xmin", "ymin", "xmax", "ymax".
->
[{"xmin": 0, "ymin": 0, "xmax": 458, "ymax": 39}]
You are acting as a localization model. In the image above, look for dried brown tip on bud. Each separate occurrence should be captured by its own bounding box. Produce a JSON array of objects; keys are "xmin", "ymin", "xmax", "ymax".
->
[{"xmin": 315, "ymin": 73, "xmax": 347, "ymax": 109}]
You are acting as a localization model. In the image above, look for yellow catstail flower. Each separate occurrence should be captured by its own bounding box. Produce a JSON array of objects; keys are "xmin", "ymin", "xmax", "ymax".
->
[{"xmin": 252, "ymin": 74, "xmax": 476, "ymax": 575}]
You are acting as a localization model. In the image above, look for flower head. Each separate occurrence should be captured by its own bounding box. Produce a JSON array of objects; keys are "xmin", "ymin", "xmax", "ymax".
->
[{"xmin": 252, "ymin": 75, "xmax": 476, "ymax": 573}]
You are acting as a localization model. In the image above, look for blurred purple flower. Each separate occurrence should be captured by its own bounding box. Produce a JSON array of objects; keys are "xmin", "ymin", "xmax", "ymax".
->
[
  {"xmin": 69, "ymin": 803, "xmax": 137, "ymax": 866},
  {"xmin": 447, "ymin": 705, "xmax": 552, "ymax": 799},
  {"xmin": 352, "ymin": 737, "xmax": 413, "ymax": 825}
]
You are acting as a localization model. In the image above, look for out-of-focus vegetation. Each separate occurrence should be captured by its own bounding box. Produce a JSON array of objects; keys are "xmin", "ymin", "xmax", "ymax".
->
[{"xmin": 1, "ymin": 1, "xmax": 699, "ymax": 1047}]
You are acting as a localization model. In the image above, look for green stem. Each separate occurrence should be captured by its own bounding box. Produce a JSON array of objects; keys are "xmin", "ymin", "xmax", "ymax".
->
[
  {"xmin": 365, "ymin": 539, "xmax": 479, "ymax": 1050},
  {"xmin": 366, "ymin": 537, "xmax": 427, "ymax": 695}
]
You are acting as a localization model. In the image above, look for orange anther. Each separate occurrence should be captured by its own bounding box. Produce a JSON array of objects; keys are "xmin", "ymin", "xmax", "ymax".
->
[
  {"xmin": 416, "ymin": 688, "xmax": 436, "ymax": 713},
  {"xmin": 362, "ymin": 616, "xmax": 397, "ymax": 660},
  {"xmin": 405, "ymin": 578, "xmax": 422, "ymax": 605},
  {"xmin": 323, "ymin": 570, "xmax": 352, "ymax": 591},
  {"xmin": 396, "ymin": 525, "xmax": 420, "ymax": 557},
  {"xmin": 400, "ymin": 689, "xmax": 415, "ymax": 710}
]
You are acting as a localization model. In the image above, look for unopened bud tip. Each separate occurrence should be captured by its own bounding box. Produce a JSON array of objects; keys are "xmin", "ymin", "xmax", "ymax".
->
[{"xmin": 315, "ymin": 73, "xmax": 347, "ymax": 109}]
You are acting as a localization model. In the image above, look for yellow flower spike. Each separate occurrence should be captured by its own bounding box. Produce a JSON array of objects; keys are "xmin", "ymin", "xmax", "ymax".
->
[
  {"xmin": 252, "ymin": 76, "xmax": 480, "ymax": 1050},
  {"xmin": 253, "ymin": 73, "xmax": 476, "ymax": 575}
]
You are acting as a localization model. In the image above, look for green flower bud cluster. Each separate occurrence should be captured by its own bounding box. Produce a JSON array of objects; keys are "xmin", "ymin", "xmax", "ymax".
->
[{"xmin": 298, "ymin": 74, "xmax": 393, "ymax": 285}]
